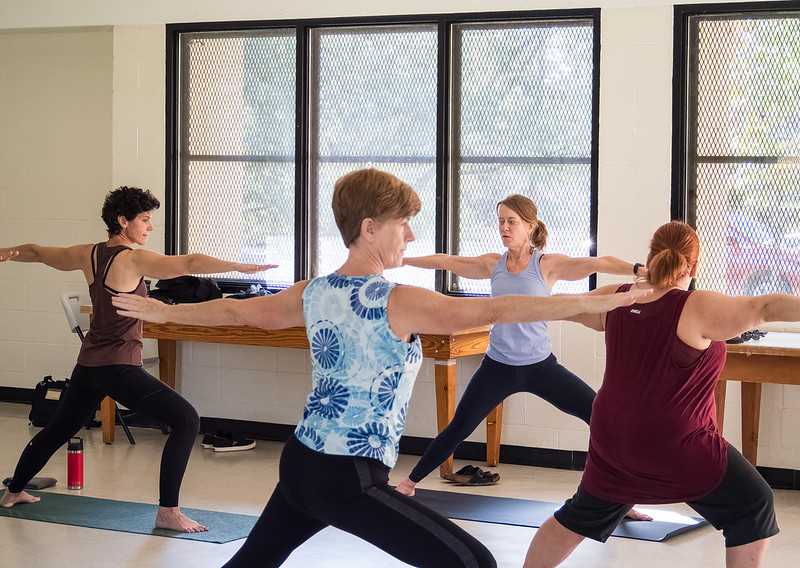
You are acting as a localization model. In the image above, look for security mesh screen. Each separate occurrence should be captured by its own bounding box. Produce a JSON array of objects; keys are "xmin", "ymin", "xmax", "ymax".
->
[
  {"xmin": 309, "ymin": 26, "xmax": 438, "ymax": 287},
  {"xmin": 179, "ymin": 31, "xmax": 297, "ymax": 287},
  {"xmin": 689, "ymin": 15, "xmax": 800, "ymax": 296},
  {"xmin": 452, "ymin": 21, "xmax": 594, "ymax": 295}
]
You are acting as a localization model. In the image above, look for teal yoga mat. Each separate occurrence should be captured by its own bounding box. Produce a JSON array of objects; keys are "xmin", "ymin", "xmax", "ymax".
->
[
  {"xmin": 0, "ymin": 491, "xmax": 258, "ymax": 543},
  {"xmin": 413, "ymin": 488, "xmax": 709, "ymax": 542}
]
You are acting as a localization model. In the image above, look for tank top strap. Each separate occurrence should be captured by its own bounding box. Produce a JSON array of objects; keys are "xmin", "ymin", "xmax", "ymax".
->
[
  {"xmin": 526, "ymin": 248, "xmax": 545, "ymax": 277},
  {"xmin": 90, "ymin": 243, "xmax": 135, "ymax": 294},
  {"xmin": 90, "ymin": 243, "xmax": 100, "ymax": 278},
  {"xmin": 100, "ymin": 247, "xmax": 134, "ymax": 294}
]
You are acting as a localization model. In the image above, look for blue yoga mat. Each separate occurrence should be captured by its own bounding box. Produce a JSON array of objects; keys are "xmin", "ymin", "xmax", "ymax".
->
[
  {"xmin": 0, "ymin": 491, "xmax": 258, "ymax": 543},
  {"xmin": 412, "ymin": 488, "xmax": 708, "ymax": 542}
]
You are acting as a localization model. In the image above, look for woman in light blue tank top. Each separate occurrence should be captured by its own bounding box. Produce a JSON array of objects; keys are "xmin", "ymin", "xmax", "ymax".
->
[
  {"xmin": 111, "ymin": 172, "xmax": 646, "ymax": 568},
  {"xmin": 395, "ymin": 194, "xmax": 649, "ymax": 510}
]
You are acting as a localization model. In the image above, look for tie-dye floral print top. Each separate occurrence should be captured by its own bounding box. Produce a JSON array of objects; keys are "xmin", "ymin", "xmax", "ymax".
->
[{"xmin": 295, "ymin": 272, "xmax": 423, "ymax": 468}]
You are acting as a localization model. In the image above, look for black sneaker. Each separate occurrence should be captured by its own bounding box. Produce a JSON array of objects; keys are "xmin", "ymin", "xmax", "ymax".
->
[
  {"xmin": 202, "ymin": 430, "xmax": 227, "ymax": 449},
  {"xmin": 213, "ymin": 434, "xmax": 256, "ymax": 452}
]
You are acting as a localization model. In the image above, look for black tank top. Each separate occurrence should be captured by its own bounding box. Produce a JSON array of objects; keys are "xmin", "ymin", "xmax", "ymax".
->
[{"xmin": 77, "ymin": 243, "xmax": 146, "ymax": 366}]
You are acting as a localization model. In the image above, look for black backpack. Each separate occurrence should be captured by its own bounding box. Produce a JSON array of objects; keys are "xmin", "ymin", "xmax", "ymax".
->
[
  {"xmin": 29, "ymin": 375, "xmax": 69, "ymax": 427},
  {"xmin": 149, "ymin": 276, "xmax": 223, "ymax": 304}
]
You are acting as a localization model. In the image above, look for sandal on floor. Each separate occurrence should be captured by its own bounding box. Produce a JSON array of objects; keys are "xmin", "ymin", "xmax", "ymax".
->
[{"xmin": 451, "ymin": 465, "xmax": 500, "ymax": 486}]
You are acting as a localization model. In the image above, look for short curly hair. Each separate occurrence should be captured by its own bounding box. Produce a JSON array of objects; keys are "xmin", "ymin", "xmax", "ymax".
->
[{"xmin": 101, "ymin": 186, "xmax": 160, "ymax": 237}]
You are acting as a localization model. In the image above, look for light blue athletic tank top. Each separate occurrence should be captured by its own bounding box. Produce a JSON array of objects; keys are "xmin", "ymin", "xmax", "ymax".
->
[
  {"xmin": 485, "ymin": 250, "xmax": 553, "ymax": 365},
  {"xmin": 295, "ymin": 272, "xmax": 423, "ymax": 468}
]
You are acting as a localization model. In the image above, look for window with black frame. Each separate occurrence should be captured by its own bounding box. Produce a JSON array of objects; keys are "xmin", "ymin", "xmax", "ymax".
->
[
  {"xmin": 169, "ymin": 12, "xmax": 598, "ymax": 294},
  {"xmin": 308, "ymin": 25, "xmax": 439, "ymax": 289},
  {"xmin": 176, "ymin": 29, "xmax": 298, "ymax": 288},
  {"xmin": 675, "ymin": 6, "xmax": 800, "ymax": 297},
  {"xmin": 450, "ymin": 21, "xmax": 596, "ymax": 295}
]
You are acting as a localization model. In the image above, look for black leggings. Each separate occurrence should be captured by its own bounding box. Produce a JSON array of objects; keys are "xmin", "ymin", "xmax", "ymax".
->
[
  {"xmin": 409, "ymin": 354, "xmax": 595, "ymax": 483},
  {"xmin": 8, "ymin": 364, "xmax": 199, "ymax": 508},
  {"xmin": 224, "ymin": 435, "xmax": 496, "ymax": 568}
]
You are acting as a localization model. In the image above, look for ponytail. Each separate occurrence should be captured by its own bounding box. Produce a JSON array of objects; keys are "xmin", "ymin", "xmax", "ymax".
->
[
  {"xmin": 645, "ymin": 221, "xmax": 699, "ymax": 288},
  {"xmin": 530, "ymin": 219, "xmax": 548, "ymax": 250}
]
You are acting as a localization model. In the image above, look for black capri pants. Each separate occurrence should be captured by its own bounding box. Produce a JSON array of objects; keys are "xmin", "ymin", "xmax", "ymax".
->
[
  {"xmin": 554, "ymin": 445, "xmax": 779, "ymax": 548},
  {"xmin": 409, "ymin": 354, "xmax": 595, "ymax": 483},
  {"xmin": 224, "ymin": 435, "xmax": 496, "ymax": 568},
  {"xmin": 8, "ymin": 364, "xmax": 199, "ymax": 508}
]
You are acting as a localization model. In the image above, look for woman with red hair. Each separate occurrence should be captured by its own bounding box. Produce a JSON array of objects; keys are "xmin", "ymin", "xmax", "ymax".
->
[{"xmin": 523, "ymin": 220, "xmax": 794, "ymax": 568}]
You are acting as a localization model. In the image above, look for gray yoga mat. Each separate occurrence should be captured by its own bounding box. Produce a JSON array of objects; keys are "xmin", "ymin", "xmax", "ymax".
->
[
  {"xmin": 0, "ymin": 490, "xmax": 258, "ymax": 543},
  {"xmin": 412, "ymin": 487, "xmax": 708, "ymax": 542}
]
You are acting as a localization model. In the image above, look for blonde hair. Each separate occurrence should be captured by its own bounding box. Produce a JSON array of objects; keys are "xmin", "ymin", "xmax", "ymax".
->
[
  {"xmin": 332, "ymin": 169, "xmax": 421, "ymax": 248},
  {"xmin": 496, "ymin": 194, "xmax": 548, "ymax": 250},
  {"xmin": 646, "ymin": 221, "xmax": 700, "ymax": 288}
]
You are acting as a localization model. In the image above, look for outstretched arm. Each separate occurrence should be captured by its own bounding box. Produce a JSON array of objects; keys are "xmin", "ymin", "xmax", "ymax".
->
[
  {"xmin": 681, "ymin": 291, "xmax": 800, "ymax": 347},
  {"xmin": 112, "ymin": 280, "xmax": 308, "ymax": 330},
  {"xmin": 559, "ymin": 283, "xmax": 628, "ymax": 331},
  {"xmin": 387, "ymin": 285, "xmax": 650, "ymax": 339},
  {"xmin": 540, "ymin": 254, "xmax": 643, "ymax": 288},
  {"xmin": 402, "ymin": 253, "xmax": 500, "ymax": 280},
  {"xmin": 0, "ymin": 244, "xmax": 91, "ymax": 272},
  {"xmin": 126, "ymin": 249, "xmax": 277, "ymax": 280}
]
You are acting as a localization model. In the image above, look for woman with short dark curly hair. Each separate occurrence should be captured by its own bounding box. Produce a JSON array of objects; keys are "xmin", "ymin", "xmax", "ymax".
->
[
  {"xmin": 101, "ymin": 185, "xmax": 161, "ymax": 237},
  {"xmin": 0, "ymin": 186, "xmax": 275, "ymax": 532}
]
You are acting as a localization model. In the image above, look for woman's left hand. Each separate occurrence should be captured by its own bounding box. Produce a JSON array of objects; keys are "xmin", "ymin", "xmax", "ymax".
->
[{"xmin": 0, "ymin": 249, "xmax": 19, "ymax": 262}]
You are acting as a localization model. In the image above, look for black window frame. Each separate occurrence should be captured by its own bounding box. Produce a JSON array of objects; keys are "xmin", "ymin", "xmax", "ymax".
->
[
  {"xmin": 166, "ymin": 8, "xmax": 601, "ymax": 294},
  {"xmin": 672, "ymin": 0, "xmax": 800, "ymax": 222}
]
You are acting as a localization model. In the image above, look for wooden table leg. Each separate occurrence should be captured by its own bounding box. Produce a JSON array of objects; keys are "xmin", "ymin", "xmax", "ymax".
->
[
  {"xmin": 434, "ymin": 360, "xmax": 456, "ymax": 479},
  {"xmin": 486, "ymin": 402, "xmax": 503, "ymax": 467},
  {"xmin": 101, "ymin": 396, "xmax": 116, "ymax": 444},
  {"xmin": 714, "ymin": 380, "xmax": 727, "ymax": 433},
  {"xmin": 157, "ymin": 338, "xmax": 177, "ymax": 390},
  {"xmin": 741, "ymin": 382, "xmax": 762, "ymax": 466}
]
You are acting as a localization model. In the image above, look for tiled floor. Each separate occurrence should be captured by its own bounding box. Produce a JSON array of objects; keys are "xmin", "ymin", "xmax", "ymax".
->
[{"xmin": 1, "ymin": 401, "xmax": 798, "ymax": 567}]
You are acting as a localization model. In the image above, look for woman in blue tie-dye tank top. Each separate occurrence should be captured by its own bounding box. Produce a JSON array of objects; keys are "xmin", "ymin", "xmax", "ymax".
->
[{"xmin": 113, "ymin": 169, "xmax": 647, "ymax": 568}]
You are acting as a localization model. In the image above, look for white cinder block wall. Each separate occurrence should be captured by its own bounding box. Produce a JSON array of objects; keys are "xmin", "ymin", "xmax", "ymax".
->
[{"xmin": 0, "ymin": 0, "xmax": 797, "ymax": 469}]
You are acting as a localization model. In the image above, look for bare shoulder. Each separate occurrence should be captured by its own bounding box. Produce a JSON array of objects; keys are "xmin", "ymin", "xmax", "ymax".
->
[
  {"xmin": 539, "ymin": 252, "xmax": 568, "ymax": 264},
  {"xmin": 283, "ymin": 279, "xmax": 310, "ymax": 297},
  {"xmin": 684, "ymin": 289, "xmax": 732, "ymax": 312}
]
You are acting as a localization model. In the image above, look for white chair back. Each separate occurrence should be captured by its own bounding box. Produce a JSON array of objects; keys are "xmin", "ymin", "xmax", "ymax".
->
[{"xmin": 61, "ymin": 291, "xmax": 91, "ymax": 341}]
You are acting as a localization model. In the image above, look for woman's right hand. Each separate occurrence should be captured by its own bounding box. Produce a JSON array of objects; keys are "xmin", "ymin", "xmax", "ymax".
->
[
  {"xmin": 112, "ymin": 294, "xmax": 170, "ymax": 323},
  {"xmin": 235, "ymin": 263, "xmax": 278, "ymax": 274},
  {"xmin": 0, "ymin": 249, "xmax": 19, "ymax": 262},
  {"xmin": 583, "ymin": 287, "xmax": 652, "ymax": 313}
]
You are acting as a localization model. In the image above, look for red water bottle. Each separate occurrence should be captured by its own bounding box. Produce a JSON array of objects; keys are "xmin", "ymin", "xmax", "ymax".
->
[{"xmin": 67, "ymin": 437, "xmax": 84, "ymax": 490}]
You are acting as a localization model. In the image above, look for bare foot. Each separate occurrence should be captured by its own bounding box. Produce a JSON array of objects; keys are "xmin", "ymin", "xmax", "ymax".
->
[
  {"xmin": 626, "ymin": 508, "xmax": 653, "ymax": 521},
  {"xmin": 395, "ymin": 477, "xmax": 416, "ymax": 497},
  {"xmin": 156, "ymin": 506, "xmax": 209, "ymax": 533},
  {"xmin": 0, "ymin": 488, "xmax": 41, "ymax": 507}
]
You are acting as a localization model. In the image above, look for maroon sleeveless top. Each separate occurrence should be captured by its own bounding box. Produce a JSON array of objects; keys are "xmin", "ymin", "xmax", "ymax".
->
[
  {"xmin": 582, "ymin": 285, "xmax": 728, "ymax": 504},
  {"xmin": 76, "ymin": 243, "xmax": 145, "ymax": 367}
]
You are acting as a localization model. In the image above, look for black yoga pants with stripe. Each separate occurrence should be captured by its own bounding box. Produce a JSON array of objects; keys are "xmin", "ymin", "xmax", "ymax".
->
[
  {"xmin": 8, "ymin": 363, "xmax": 199, "ymax": 508},
  {"xmin": 223, "ymin": 435, "xmax": 496, "ymax": 568}
]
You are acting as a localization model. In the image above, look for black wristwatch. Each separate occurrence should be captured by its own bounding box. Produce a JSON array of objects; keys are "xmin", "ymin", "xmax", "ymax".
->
[{"xmin": 633, "ymin": 263, "xmax": 644, "ymax": 276}]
